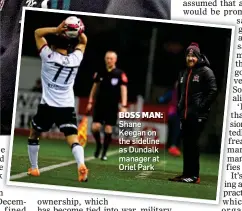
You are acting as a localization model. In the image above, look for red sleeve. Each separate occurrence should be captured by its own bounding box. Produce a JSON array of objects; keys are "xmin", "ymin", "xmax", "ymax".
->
[{"xmin": 121, "ymin": 72, "xmax": 128, "ymax": 85}]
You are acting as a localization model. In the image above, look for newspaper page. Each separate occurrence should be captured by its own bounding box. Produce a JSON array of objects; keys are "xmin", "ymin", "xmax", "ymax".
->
[{"xmin": 0, "ymin": 0, "xmax": 241, "ymax": 211}]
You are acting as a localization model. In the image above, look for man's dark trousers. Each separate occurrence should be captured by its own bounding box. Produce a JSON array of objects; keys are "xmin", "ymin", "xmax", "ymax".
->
[{"xmin": 181, "ymin": 117, "xmax": 206, "ymax": 177}]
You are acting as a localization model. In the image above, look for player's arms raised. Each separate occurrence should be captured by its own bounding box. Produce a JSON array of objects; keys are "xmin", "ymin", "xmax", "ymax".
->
[
  {"xmin": 34, "ymin": 21, "xmax": 66, "ymax": 50},
  {"xmin": 75, "ymin": 33, "xmax": 88, "ymax": 53}
]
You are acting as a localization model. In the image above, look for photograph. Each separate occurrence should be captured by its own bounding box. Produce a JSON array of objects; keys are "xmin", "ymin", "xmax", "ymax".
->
[{"xmin": 8, "ymin": 7, "xmax": 233, "ymax": 203}]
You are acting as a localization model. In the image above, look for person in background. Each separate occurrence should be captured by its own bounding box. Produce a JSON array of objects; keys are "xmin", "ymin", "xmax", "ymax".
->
[
  {"xmin": 158, "ymin": 82, "xmax": 181, "ymax": 157},
  {"xmin": 169, "ymin": 43, "xmax": 217, "ymax": 184},
  {"xmin": 86, "ymin": 51, "xmax": 128, "ymax": 161}
]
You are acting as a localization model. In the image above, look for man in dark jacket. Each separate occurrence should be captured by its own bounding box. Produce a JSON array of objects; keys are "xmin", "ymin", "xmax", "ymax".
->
[
  {"xmin": 169, "ymin": 42, "xmax": 217, "ymax": 184},
  {"xmin": 0, "ymin": 0, "xmax": 170, "ymax": 134}
]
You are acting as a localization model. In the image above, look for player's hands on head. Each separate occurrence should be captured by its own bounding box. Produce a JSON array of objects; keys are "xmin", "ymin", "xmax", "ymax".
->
[{"xmin": 56, "ymin": 21, "xmax": 67, "ymax": 35}]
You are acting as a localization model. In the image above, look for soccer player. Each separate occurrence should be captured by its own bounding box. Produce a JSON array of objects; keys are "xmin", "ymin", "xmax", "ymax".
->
[
  {"xmin": 169, "ymin": 43, "xmax": 217, "ymax": 183},
  {"xmin": 86, "ymin": 51, "xmax": 128, "ymax": 161},
  {"xmin": 27, "ymin": 20, "xmax": 88, "ymax": 182}
]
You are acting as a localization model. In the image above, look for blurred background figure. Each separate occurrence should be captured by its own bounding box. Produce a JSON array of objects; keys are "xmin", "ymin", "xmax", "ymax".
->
[
  {"xmin": 158, "ymin": 82, "xmax": 181, "ymax": 157},
  {"xmin": 105, "ymin": 0, "xmax": 170, "ymax": 19},
  {"xmin": 31, "ymin": 78, "xmax": 42, "ymax": 93}
]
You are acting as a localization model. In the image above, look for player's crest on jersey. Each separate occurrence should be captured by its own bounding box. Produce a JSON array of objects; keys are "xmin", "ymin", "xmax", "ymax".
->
[
  {"xmin": 111, "ymin": 78, "xmax": 119, "ymax": 86},
  {"xmin": 193, "ymin": 74, "xmax": 199, "ymax": 82}
]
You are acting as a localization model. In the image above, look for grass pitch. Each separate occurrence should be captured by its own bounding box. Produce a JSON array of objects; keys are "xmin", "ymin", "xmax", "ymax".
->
[{"xmin": 10, "ymin": 136, "xmax": 220, "ymax": 200}]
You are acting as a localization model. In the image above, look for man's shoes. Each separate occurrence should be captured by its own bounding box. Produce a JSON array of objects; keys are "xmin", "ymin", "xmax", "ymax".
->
[
  {"xmin": 168, "ymin": 146, "xmax": 181, "ymax": 157},
  {"xmin": 78, "ymin": 164, "xmax": 88, "ymax": 182},
  {"xmin": 27, "ymin": 168, "xmax": 40, "ymax": 176},
  {"xmin": 168, "ymin": 175, "xmax": 185, "ymax": 182},
  {"xmin": 101, "ymin": 156, "xmax": 107, "ymax": 161},
  {"xmin": 181, "ymin": 176, "xmax": 200, "ymax": 184}
]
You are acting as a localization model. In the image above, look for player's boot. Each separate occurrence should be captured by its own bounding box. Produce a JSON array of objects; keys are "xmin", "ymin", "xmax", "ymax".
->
[
  {"xmin": 168, "ymin": 146, "xmax": 181, "ymax": 157},
  {"xmin": 27, "ymin": 168, "xmax": 40, "ymax": 176},
  {"xmin": 78, "ymin": 164, "xmax": 88, "ymax": 182},
  {"xmin": 181, "ymin": 176, "xmax": 200, "ymax": 184}
]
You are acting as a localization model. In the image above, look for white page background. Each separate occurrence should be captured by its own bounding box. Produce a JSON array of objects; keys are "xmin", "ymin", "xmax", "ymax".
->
[{"xmin": 0, "ymin": 1, "xmax": 239, "ymax": 210}]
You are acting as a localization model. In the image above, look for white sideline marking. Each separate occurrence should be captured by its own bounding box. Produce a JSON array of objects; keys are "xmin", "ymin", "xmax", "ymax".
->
[
  {"xmin": 136, "ymin": 171, "xmax": 153, "ymax": 179},
  {"xmin": 135, "ymin": 160, "xmax": 167, "ymax": 179},
  {"xmin": 10, "ymin": 150, "xmax": 119, "ymax": 180}
]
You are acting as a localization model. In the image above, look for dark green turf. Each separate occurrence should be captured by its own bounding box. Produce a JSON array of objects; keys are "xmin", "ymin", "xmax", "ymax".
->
[{"xmin": 10, "ymin": 136, "xmax": 219, "ymax": 200}]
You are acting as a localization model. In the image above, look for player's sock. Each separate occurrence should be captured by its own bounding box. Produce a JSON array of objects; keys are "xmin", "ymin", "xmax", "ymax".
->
[
  {"xmin": 28, "ymin": 138, "xmax": 40, "ymax": 169},
  {"xmin": 71, "ymin": 143, "xmax": 85, "ymax": 167},
  {"xmin": 102, "ymin": 132, "xmax": 112, "ymax": 158},
  {"xmin": 92, "ymin": 131, "xmax": 102, "ymax": 158},
  {"xmin": 72, "ymin": 143, "xmax": 88, "ymax": 182}
]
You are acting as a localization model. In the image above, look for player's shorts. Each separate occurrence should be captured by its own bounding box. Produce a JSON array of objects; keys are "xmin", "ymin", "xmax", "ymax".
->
[
  {"xmin": 31, "ymin": 104, "xmax": 77, "ymax": 136},
  {"xmin": 92, "ymin": 104, "xmax": 118, "ymax": 126}
]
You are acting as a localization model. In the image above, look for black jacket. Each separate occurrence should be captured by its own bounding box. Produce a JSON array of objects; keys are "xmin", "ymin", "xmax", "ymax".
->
[{"xmin": 178, "ymin": 55, "xmax": 217, "ymax": 120}]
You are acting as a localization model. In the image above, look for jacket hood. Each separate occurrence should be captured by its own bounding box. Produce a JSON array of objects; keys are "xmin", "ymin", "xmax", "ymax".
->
[{"xmin": 196, "ymin": 54, "xmax": 210, "ymax": 68}]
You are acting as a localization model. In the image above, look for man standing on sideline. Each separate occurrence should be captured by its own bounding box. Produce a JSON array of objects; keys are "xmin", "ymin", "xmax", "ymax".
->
[
  {"xmin": 86, "ymin": 51, "xmax": 128, "ymax": 161},
  {"xmin": 169, "ymin": 43, "xmax": 217, "ymax": 184}
]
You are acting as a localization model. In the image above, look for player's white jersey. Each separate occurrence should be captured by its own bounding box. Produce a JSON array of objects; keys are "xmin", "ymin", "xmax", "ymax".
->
[{"xmin": 39, "ymin": 45, "xmax": 83, "ymax": 107}]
